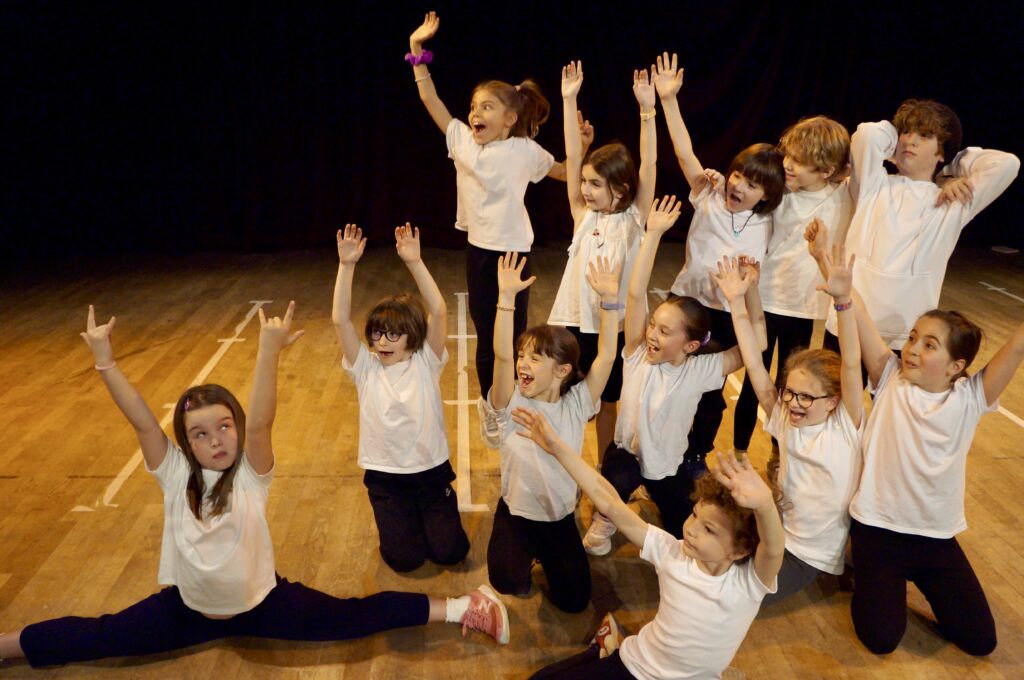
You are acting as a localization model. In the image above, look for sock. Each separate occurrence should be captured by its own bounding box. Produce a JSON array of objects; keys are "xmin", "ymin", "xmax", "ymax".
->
[{"xmin": 445, "ymin": 595, "xmax": 470, "ymax": 623}]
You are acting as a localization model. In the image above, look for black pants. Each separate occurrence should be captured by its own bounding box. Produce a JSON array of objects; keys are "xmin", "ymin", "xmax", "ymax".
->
[
  {"xmin": 849, "ymin": 519, "xmax": 996, "ymax": 656},
  {"xmin": 364, "ymin": 460, "xmax": 470, "ymax": 573},
  {"xmin": 688, "ymin": 308, "xmax": 737, "ymax": 459},
  {"xmin": 467, "ymin": 244, "xmax": 531, "ymax": 398},
  {"xmin": 20, "ymin": 576, "xmax": 429, "ymax": 668},
  {"xmin": 487, "ymin": 498, "xmax": 592, "ymax": 613},
  {"xmin": 602, "ymin": 444, "xmax": 705, "ymax": 538},
  {"xmin": 530, "ymin": 646, "xmax": 635, "ymax": 679},
  {"xmin": 734, "ymin": 311, "xmax": 814, "ymax": 450},
  {"xmin": 760, "ymin": 549, "xmax": 824, "ymax": 606}
]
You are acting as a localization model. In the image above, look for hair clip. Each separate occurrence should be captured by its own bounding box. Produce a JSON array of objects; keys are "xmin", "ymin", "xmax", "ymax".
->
[
  {"xmin": 183, "ymin": 397, "xmax": 191, "ymax": 411},
  {"xmin": 700, "ymin": 331, "xmax": 711, "ymax": 347}
]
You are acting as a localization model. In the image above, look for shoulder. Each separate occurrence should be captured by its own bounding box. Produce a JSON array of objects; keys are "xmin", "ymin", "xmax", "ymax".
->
[{"xmin": 641, "ymin": 523, "xmax": 680, "ymax": 564}]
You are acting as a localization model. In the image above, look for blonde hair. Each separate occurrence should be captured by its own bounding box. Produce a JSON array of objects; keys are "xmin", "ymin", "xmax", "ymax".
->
[{"xmin": 779, "ymin": 115, "xmax": 851, "ymax": 178}]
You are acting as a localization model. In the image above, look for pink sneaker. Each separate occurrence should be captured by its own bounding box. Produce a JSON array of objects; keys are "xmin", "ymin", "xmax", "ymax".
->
[
  {"xmin": 589, "ymin": 612, "xmax": 624, "ymax": 658},
  {"xmin": 461, "ymin": 585, "xmax": 510, "ymax": 644}
]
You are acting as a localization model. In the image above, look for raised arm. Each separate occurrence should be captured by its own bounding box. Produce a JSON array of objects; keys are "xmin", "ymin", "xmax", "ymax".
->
[
  {"xmin": 804, "ymin": 217, "xmax": 831, "ymax": 281},
  {"xmin": 625, "ymin": 195, "xmax": 682, "ymax": 354},
  {"xmin": 491, "ymin": 252, "xmax": 536, "ymax": 410},
  {"xmin": 408, "ymin": 11, "xmax": 454, "ymax": 134},
  {"xmin": 711, "ymin": 451, "xmax": 784, "ymax": 588},
  {"xmin": 512, "ymin": 407, "xmax": 649, "ymax": 547},
  {"xmin": 982, "ymin": 321, "xmax": 1024, "ymax": 406},
  {"xmin": 331, "ymin": 224, "xmax": 367, "ymax": 366},
  {"xmin": 653, "ymin": 52, "xmax": 704, "ymax": 190},
  {"xmin": 816, "ymin": 244, "xmax": 863, "ymax": 426},
  {"xmin": 714, "ymin": 258, "xmax": 777, "ymax": 413},
  {"xmin": 583, "ymin": 256, "xmax": 624, "ymax": 404},
  {"xmin": 633, "ymin": 67, "xmax": 658, "ymax": 223},
  {"xmin": 247, "ymin": 302, "xmax": 304, "ymax": 475},
  {"xmin": 944, "ymin": 147, "xmax": 1020, "ymax": 219},
  {"xmin": 81, "ymin": 305, "xmax": 168, "ymax": 469},
  {"xmin": 549, "ymin": 110, "xmax": 594, "ymax": 184},
  {"xmin": 561, "ymin": 60, "xmax": 587, "ymax": 225},
  {"xmin": 850, "ymin": 286, "xmax": 892, "ymax": 388},
  {"xmin": 395, "ymin": 223, "xmax": 447, "ymax": 358}
]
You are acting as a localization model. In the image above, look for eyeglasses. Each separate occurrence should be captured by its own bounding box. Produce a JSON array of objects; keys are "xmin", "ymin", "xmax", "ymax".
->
[
  {"xmin": 781, "ymin": 387, "xmax": 831, "ymax": 409},
  {"xmin": 370, "ymin": 328, "xmax": 403, "ymax": 342}
]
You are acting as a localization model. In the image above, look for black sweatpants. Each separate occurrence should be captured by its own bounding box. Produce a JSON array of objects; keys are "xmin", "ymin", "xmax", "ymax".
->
[
  {"xmin": 487, "ymin": 498, "xmax": 592, "ymax": 613},
  {"xmin": 688, "ymin": 308, "xmax": 737, "ymax": 458},
  {"xmin": 364, "ymin": 460, "xmax": 470, "ymax": 573},
  {"xmin": 849, "ymin": 519, "xmax": 996, "ymax": 656},
  {"xmin": 20, "ymin": 576, "xmax": 429, "ymax": 668},
  {"xmin": 530, "ymin": 646, "xmax": 635, "ymax": 679},
  {"xmin": 467, "ymin": 244, "xmax": 531, "ymax": 399}
]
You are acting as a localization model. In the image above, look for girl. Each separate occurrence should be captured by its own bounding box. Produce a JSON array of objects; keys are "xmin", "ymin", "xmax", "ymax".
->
[
  {"xmin": 408, "ymin": 11, "xmax": 589, "ymax": 398},
  {"xmin": 581, "ymin": 196, "xmax": 761, "ymax": 556},
  {"xmin": 332, "ymin": 223, "xmax": 469, "ymax": 573},
  {"xmin": 515, "ymin": 408, "xmax": 784, "ymax": 679},
  {"xmin": 547, "ymin": 60, "xmax": 656, "ymax": 464},
  {"xmin": 847, "ymin": 283, "xmax": 1024, "ymax": 655},
  {"xmin": 715, "ymin": 246, "xmax": 863, "ymax": 604},
  {"xmin": 0, "ymin": 304, "xmax": 508, "ymax": 668},
  {"xmin": 652, "ymin": 52, "xmax": 786, "ymax": 469},
  {"xmin": 479, "ymin": 250, "xmax": 620, "ymax": 613},
  {"xmin": 733, "ymin": 115, "xmax": 853, "ymax": 457}
]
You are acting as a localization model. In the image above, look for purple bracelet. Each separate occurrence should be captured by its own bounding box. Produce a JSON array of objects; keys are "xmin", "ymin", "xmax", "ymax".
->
[{"xmin": 405, "ymin": 50, "xmax": 433, "ymax": 66}]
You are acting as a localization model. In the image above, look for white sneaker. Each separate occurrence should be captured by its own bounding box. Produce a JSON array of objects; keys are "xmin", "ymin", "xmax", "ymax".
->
[
  {"xmin": 477, "ymin": 397, "xmax": 501, "ymax": 449},
  {"xmin": 583, "ymin": 512, "xmax": 617, "ymax": 556}
]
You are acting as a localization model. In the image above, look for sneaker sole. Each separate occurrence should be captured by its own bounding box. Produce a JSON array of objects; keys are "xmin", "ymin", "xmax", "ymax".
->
[
  {"xmin": 583, "ymin": 539, "xmax": 612, "ymax": 556},
  {"xmin": 478, "ymin": 584, "xmax": 510, "ymax": 644}
]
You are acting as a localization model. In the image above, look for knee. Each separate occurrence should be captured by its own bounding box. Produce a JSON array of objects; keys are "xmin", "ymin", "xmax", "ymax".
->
[
  {"xmin": 487, "ymin": 560, "xmax": 530, "ymax": 596},
  {"xmin": 380, "ymin": 546, "xmax": 426, "ymax": 573},
  {"xmin": 947, "ymin": 626, "xmax": 997, "ymax": 657},
  {"xmin": 429, "ymin": 537, "xmax": 469, "ymax": 566},
  {"xmin": 550, "ymin": 587, "xmax": 591, "ymax": 614},
  {"xmin": 853, "ymin": 621, "xmax": 902, "ymax": 655}
]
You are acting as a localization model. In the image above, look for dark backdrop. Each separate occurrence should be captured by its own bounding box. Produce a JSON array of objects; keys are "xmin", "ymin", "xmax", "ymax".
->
[{"xmin": 5, "ymin": 1, "xmax": 1023, "ymax": 257}]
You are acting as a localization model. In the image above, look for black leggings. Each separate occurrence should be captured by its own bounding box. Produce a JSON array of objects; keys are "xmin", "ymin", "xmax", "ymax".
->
[
  {"xmin": 849, "ymin": 519, "xmax": 996, "ymax": 656},
  {"xmin": 601, "ymin": 444, "xmax": 706, "ymax": 538},
  {"xmin": 467, "ymin": 244, "xmax": 531, "ymax": 398},
  {"xmin": 688, "ymin": 308, "xmax": 737, "ymax": 458},
  {"xmin": 20, "ymin": 576, "xmax": 429, "ymax": 668},
  {"xmin": 530, "ymin": 646, "xmax": 635, "ymax": 679},
  {"xmin": 733, "ymin": 311, "xmax": 814, "ymax": 451},
  {"xmin": 487, "ymin": 498, "xmax": 592, "ymax": 613}
]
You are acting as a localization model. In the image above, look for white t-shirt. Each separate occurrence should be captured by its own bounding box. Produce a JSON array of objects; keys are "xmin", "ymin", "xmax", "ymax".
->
[
  {"xmin": 483, "ymin": 381, "xmax": 597, "ymax": 521},
  {"xmin": 765, "ymin": 401, "xmax": 863, "ymax": 574},
  {"xmin": 148, "ymin": 439, "xmax": 277, "ymax": 616},
  {"xmin": 446, "ymin": 118, "xmax": 555, "ymax": 252},
  {"xmin": 826, "ymin": 121, "xmax": 1019, "ymax": 348},
  {"xmin": 343, "ymin": 343, "xmax": 450, "ymax": 474},
  {"xmin": 850, "ymin": 355, "xmax": 997, "ymax": 538},
  {"xmin": 759, "ymin": 181, "xmax": 853, "ymax": 320},
  {"xmin": 616, "ymin": 347, "xmax": 725, "ymax": 479},
  {"xmin": 548, "ymin": 205, "xmax": 643, "ymax": 333},
  {"xmin": 619, "ymin": 525, "xmax": 774, "ymax": 680},
  {"xmin": 670, "ymin": 183, "xmax": 772, "ymax": 311}
]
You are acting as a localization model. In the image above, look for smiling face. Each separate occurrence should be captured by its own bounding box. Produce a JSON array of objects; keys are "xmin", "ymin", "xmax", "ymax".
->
[
  {"xmin": 184, "ymin": 404, "xmax": 239, "ymax": 471},
  {"xmin": 901, "ymin": 316, "xmax": 964, "ymax": 391},
  {"xmin": 580, "ymin": 164, "xmax": 622, "ymax": 213},
  {"xmin": 371, "ymin": 331, "xmax": 412, "ymax": 366},
  {"xmin": 681, "ymin": 501, "xmax": 748, "ymax": 574},
  {"xmin": 782, "ymin": 367, "xmax": 838, "ymax": 427},
  {"xmin": 724, "ymin": 171, "xmax": 766, "ymax": 213},
  {"xmin": 646, "ymin": 302, "xmax": 701, "ymax": 366},
  {"xmin": 783, "ymin": 155, "xmax": 831, "ymax": 192},
  {"xmin": 469, "ymin": 88, "xmax": 517, "ymax": 145},
  {"xmin": 894, "ymin": 131, "xmax": 944, "ymax": 181},
  {"xmin": 516, "ymin": 339, "xmax": 570, "ymax": 403}
]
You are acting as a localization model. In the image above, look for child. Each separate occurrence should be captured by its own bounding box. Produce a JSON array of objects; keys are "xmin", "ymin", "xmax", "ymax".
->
[
  {"xmin": 547, "ymin": 60, "xmax": 657, "ymax": 463},
  {"xmin": 515, "ymin": 408, "xmax": 784, "ymax": 679},
  {"xmin": 0, "ymin": 304, "xmax": 509, "ymax": 668},
  {"xmin": 582, "ymin": 196, "xmax": 760, "ymax": 556},
  {"xmin": 716, "ymin": 247, "xmax": 863, "ymax": 603},
  {"xmin": 332, "ymin": 223, "xmax": 469, "ymax": 573},
  {"xmin": 652, "ymin": 52, "xmax": 786, "ymax": 465},
  {"xmin": 733, "ymin": 116, "xmax": 853, "ymax": 456},
  {"xmin": 822, "ymin": 98, "xmax": 1018, "ymax": 354},
  {"xmin": 479, "ymin": 250, "xmax": 621, "ymax": 613},
  {"xmin": 408, "ymin": 11, "xmax": 589, "ymax": 398},
  {"xmin": 847, "ymin": 292, "xmax": 1024, "ymax": 655}
]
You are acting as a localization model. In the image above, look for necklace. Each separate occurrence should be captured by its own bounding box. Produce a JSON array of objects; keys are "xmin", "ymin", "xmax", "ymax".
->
[
  {"xmin": 730, "ymin": 210, "xmax": 755, "ymax": 237},
  {"xmin": 591, "ymin": 213, "xmax": 607, "ymax": 249}
]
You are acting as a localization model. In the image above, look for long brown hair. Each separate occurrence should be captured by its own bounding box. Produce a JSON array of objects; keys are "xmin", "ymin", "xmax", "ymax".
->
[
  {"xmin": 172, "ymin": 384, "xmax": 245, "ymax": 520},
  {"xmin": 584, "ymin": 142, "xmax": 637, "ymax": 213},
  {"xmin": 473, "ymin": 79, "xmax": 550, "ymax": 139}
]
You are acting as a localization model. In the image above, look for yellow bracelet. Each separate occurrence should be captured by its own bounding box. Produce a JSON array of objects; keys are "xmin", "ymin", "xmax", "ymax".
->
[
  {"xmin": 640, "ymin": 109, "xmax": 657, "ymax": 121},
  {"xmin": 496, "ymin": 304, "xmax": 515, "ymax": 312}
]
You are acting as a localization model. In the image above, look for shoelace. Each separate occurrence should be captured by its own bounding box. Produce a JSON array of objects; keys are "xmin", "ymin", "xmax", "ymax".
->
[{"xmin": 461, "ymin": 601, "xmax": 494, "ymax": 637}]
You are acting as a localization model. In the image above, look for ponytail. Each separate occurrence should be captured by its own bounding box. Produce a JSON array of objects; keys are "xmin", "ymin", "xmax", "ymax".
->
[{"xmin": 473, "ymin": 79, "xmax": 550, "ymax": 139}]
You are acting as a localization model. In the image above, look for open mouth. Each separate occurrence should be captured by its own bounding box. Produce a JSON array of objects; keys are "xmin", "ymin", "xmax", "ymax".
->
[
  {"xmin": 379, "ymin": 350, "xmax": 394, "ymax": 359},
  {"xmin": 472, "ymin": 122, "xmax": 487, "ymax": 135},
  {"xmin": 789, "ymin": 409, "xmax": 807, "ymax": 423},
  {"xmin": 728, "ymin": 191, "xmax": 742, "ymax": 206},
  {"xmin": 519, "ymin": 373, "xmax": 534, "ymax": 388}
]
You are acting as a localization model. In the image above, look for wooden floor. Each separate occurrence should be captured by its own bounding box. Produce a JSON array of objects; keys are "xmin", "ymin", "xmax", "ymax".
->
[{"xmin": 1, "ymin": 241, "xmax": 1023, "ymax": 679}]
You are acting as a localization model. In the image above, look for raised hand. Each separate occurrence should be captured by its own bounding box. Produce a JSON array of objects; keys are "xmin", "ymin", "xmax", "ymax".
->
[
  {"xmin": 81, "ymin": 304, "xmax": 116, "ymax": 365},
  {"xmin": 561, "ymin": 60, "xmax": 583, "ymax": 99},
  {"xmin": 394, "ymin": 222, "xmax": 421, "ymax": 263},
  {"xmin": 936, "ymin": 176, "xmax": 974, "ymax": 207},
  {"xmin": 804, "ymin": 217, "xmax": 829, "ymax": 261},
  {"xmin": 511, "ymin": 407, "xmax": 560, "ymax": 455},
  {"xmin": 577, "ymin": 110, "xmax": 594, "ymax": 149},
  {"xmin": 816, "ymin": 243, "xmax": 855, "ymax": 299},
  {"xmin": 711, "ymin": 256, "xmax": 751, "ymax": 303},
  {"xmin": 710, "ymin": 450, "xmax": 773, "ymax": 511},
  {"xmin": 586, "ymin": 255, "xmax": 623, "ymax": 300},
  {"xmin": 410, "ymin": 10, "xmax": 440, "ymax": 47},
  {"xmin": 633, "ymin": 68, "xmax": 656, "ymax": 111},
  {"xmin": 652, "ymin": 51, "xmax": 684, "ymax": 99},
  {"xmin": 695, "ymin": 168, "xmax": 725, "ymax": 196},
  {"xmin": 645, "ymin": 194, "xmax": 683, "ymax": 235},
  {"xmin": 258, "ymin": 301, "xmax": 304, "ymax": 355},
  {"xmin": 337, "ymin": 223, "xmax": 367, "ymax": 265},
  {"xmin": 497, "ymin": 251, "xmax": 536, "ymax": 295}
]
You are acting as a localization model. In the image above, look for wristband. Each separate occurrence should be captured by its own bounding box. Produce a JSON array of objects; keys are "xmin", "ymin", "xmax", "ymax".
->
[
  {"xmin": 639, "ymin": 109, "xmax": 657, "ymax": 121},
  {"xmin": 599, "ymin": 300, "xmax": 624, "ymax": 311},
  {"xmin": 833, "ymin": 300, "xmax": 853, "ymax": 312},
  {"xmin": 405, "ymin": 50, "xmax": 433, "ymax": 66},
  {"xmin": 496, "ymin": 304, "xmax": 515, "ymax": 312},
  {"xmin": 95, "ymin": 361, "xmax": 117, "ymax": 371}
]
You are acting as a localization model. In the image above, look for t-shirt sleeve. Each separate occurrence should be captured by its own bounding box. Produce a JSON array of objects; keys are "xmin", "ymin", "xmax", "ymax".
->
[
  {"xmin": 764, "ymin": 400, "xmax": 786, "ymax": 440},
  {"xmin": 421, "ymin": 344, "xmax": 449, "ymax": 377},
  {"xmin": 341, "ymin": 343, "xmax": 372, "ymax": 387},
  {"xmin": 689, "ymin": 181, "xmax": 717, "ymax": 209},
  {"xmin": 568, "ymin": 379, "xmax": 599, "ymax": 421},
  {"xmin": 695, "ymin": 352, "xmax": 727, "ymax": 391},
  {"xmin": 147, "ymin": 438, "xmax": 186, "ymax": 492},
  {"xmin": 238, "ymin": 450, "xmax": 274, "ymax": 495},
  {"xmin": 446, "ymin": 118, "xmax": 469, "ymax": 161},
  {"xmin": 965, "ymin": 368, "xmax": 1000, "ymax": 417},
  {"xmin": 868, "ymin": 353, "xmax": 900, "ymax": 395},
  {"xmin": 527, "ymin": 139, "xmax": 555, "ymax": 183},
  {"xmin": 640, "ymin": 523, "xmax": 679, "ymax": 570},
  {"xmin": 953, "ymin": 147, "xmax": 1021, "ymax": 223},
  {"xmin": 743, "ymin": 557, "xmax": 777, "ymax": 596},
  {"xmin": 850, "ymin": 121, "xmax": 898, "ymax": 204}
]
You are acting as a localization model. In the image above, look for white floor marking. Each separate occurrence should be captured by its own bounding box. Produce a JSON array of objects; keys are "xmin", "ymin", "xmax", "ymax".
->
[
  {"xmin": 72, "ymin": 301, "xmax": 271, "ymax": 512},
  {"xmin": 448, "ymin": 292, "xmax": 488, "ymax": 512}
]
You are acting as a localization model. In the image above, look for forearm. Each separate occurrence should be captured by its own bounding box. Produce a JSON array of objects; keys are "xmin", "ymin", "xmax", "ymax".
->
[
  {"xmin": 405, "ymin": 259, "xmax": 445, "ymax": 319},
  {"xmin": 408, "ymin": 42, "xmax": 452, "ymax": 132},
  {"xmin": 835, "ymin": 297, "xmax": 860, "ymax": 372},
  {"xmin": 553, "ymin": 441, "xmax": 623, "ymax": 517},
  {"xmin": 99, "ymin": 367, "xmax": 162, "ymax": 435},
  {"xmin": 627, "ymin": 233, "xmax": 662, "ymax": 303},
  {"xmin": 563, "ymin": 94, "xmax": 582, "ymax": 168},
  {"xmin": 247, "ymin": 349, "xmax": 280, "ymax": 431},
  {"xmin": 659, "ymin": 95, "xmax": 702, "ymax": 188},
  {"xmin": 743, "ymin": 285, "xmax": 768, "ymax": 352},
  {"xmin": 636, "ymin": 106, "xmax": 657, "ymax": 215},
  {"xmin": 728, "ymin": 297, "xmax": 774, "ymax": 395},
  {"xmin": 754, "ymin": 502, "xmax": 785, "ymax": 562},
  {"xmin": 331, "ymin": 263, "xmax": 356, "ymax": 327}
]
